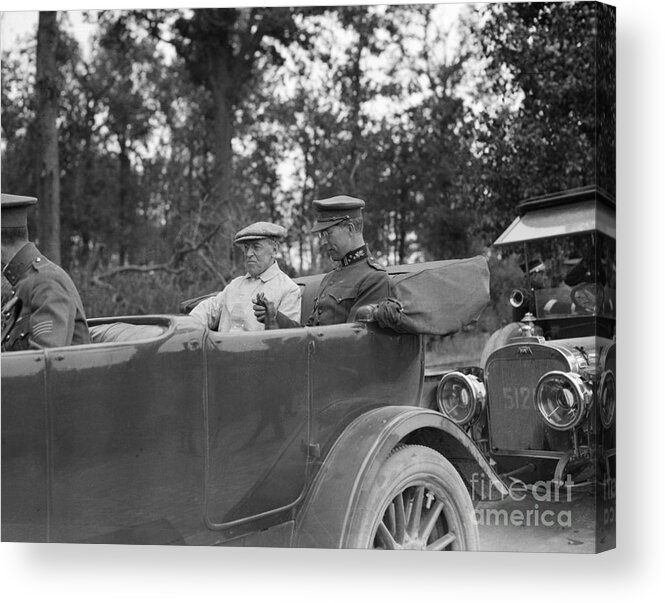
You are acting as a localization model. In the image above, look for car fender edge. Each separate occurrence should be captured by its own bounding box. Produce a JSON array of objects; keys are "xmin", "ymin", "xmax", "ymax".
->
[{"xmin": 292, "ymin": 405, "xmax": 507, "ymax": 549}]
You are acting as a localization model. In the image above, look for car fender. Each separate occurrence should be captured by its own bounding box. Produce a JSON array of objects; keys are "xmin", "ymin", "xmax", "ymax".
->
[{"xmin": 293, "ymin": 405, "xmax": 507, "ymax": 549}]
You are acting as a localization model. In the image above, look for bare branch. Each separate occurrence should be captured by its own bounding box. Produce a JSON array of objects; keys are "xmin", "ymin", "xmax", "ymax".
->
[
  {"xmin": 196, "ymin": 249, "xmax": 228, "ymax": 287},
  {"xmin": 95, "ymin": 264, "xmax": 184, "ymax": 280},
  {"xmin": 90, "ymin": 275, "xmax": 115, "ymax": 290},
  {"xmin": 93, "ymin": 222, "xmax": 224, "ymax": 283}
]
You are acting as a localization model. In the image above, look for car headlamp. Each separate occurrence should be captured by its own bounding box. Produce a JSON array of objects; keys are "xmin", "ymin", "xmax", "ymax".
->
[
  {"xmin": 535, "ymin": 371, "xmax": 591, "ymax": 430},
  {"xmin": 598, "ymin": 370, "xmax": 616, "ymax": 429},
  {"xmin": 436, "ymin": 372, "xmax": 486, "ymax": 427}
]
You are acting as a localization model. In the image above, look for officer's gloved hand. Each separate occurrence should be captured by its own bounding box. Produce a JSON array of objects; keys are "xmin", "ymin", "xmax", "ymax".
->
[
  {"xmin": 375, "ymin": 298, "xmax": 404, "ymax": 331},
  {"xmin": 253, "ymin": 293, "xmax": 278, "ymax": 330}
]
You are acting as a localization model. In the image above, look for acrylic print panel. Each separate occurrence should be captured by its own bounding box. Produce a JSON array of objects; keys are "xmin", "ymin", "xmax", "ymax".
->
[{"xmin": 1, "ymin": 1, "xmax": 615, "ymax": 553}]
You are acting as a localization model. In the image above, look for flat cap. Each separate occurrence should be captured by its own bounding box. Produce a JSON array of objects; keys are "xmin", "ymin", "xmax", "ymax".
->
[
  {"xmin": 311, "ymin": 195, "xmax": 365, "ymax": 233},
  {"xmin": 1, "ymin": 194, "xmax": 38, "ymax": 228},
  {"xmin": 234, "ymin": 221, "xmax": 287, "ymax": 244}
]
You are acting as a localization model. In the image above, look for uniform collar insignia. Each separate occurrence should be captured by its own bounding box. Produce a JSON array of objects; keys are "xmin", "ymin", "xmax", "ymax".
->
[
  {"xmin": 341, "ymin": 245, "xmax": 369, "ymax": 267},
  {"xmin": 2, "ymin": 242, "xmax": 40, "ymax": 287}
]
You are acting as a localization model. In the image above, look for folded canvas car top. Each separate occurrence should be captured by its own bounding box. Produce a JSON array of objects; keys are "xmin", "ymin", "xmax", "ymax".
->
[{"xmin": 381, "ymin": 255, "xmax": 490, "ymax": 336}]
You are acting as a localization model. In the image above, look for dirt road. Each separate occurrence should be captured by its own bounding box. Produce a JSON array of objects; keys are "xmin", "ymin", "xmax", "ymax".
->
[{"xmin": 475, "ymin": 481, "xmax": 615, "ymax": 553}]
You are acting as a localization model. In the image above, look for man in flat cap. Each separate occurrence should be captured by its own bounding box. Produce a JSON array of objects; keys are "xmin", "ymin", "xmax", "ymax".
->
[
  {"xmin": 253, "ymin": 195, "xmax": 391, "ymax": 328},
  {"xmin": 1, "ymin": 194, "xmax": 90, "ymax": 351},
  {"xmin": 190, "ymin": 221, "xmax": 301, "ymax": 332}
]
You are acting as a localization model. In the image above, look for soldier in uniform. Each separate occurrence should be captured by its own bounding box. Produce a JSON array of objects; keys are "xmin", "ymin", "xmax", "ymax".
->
[
  {"xmin": 254, "ymin": 195, "xmax": 391, "ymax": 328},
  {"xmin": 1, "ymin": 194, "xmax": 90, "ymax": 351}
]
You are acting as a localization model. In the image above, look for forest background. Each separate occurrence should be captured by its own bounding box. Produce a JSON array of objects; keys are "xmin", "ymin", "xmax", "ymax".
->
[{"xmin": 1, "ymin": 1, "xmax": 615, "ymax": 354}]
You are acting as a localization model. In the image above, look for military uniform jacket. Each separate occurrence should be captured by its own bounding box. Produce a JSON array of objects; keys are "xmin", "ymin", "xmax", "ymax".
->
[
  {"xmin": 306, "ymin": 245, "xmax": 391, "ymax": 326},
  {"xmin": 1, "ymin": 243, "xmax": 90, "ymax": 351}
]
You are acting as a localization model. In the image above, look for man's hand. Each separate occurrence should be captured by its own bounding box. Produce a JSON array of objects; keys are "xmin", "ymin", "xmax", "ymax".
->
[
  {"xmin": 375, "ymin": 298, "xmax": 406, "ymax": 331},
  {"xmin": 253, "ymin": 293, "xmax": 278, "ymax": 329}
]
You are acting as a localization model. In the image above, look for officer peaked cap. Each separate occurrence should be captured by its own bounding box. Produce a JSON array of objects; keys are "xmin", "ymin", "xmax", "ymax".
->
[
  {"xmin": 234, "ymin": 221, "xmax": 287, "ymax": 244},
  {"xmin": 310, "ymin": 195, "xmax": 365, "ymax": 233},
  {"xmin": 1, "ymin": 194, "xmax": 38, "ymax": 228}
]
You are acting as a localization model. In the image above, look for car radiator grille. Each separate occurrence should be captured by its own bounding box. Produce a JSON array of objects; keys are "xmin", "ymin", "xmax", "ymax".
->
[{"xmin": 486, "ymin": 351, "xmax": 570, "ymax": 454}]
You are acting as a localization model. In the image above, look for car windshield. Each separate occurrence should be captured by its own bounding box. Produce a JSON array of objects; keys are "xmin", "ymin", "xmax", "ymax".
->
[{"xmin": 522, "ymin": 232, "xmax": 615, "ymax": 320}]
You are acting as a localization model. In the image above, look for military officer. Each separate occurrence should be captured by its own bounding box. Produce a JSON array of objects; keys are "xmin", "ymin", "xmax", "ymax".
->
[
  {"xmin": 1, "ymin": 194, "xmax": 90, "ymax": 351},
  {"xmin": 254, "ymin": 195, "xmax": 391, "ymax": 328}
]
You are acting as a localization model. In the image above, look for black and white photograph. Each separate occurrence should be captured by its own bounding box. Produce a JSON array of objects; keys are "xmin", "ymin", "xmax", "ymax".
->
[{"xmin": 0, "ymin": 0, "xmax": 658, "ymax": 600}]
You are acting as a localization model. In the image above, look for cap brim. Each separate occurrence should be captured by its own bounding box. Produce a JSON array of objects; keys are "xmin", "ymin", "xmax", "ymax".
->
[
  {"xmin": 310, "ymin": 218, "xmax": 345, "ymax": 233},
  {"xmin": 234, "ymin": 235, "xmax": 271, "ymax": 244}
]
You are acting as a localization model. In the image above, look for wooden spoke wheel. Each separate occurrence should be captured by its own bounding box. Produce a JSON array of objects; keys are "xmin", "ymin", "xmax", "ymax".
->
[{"xmin": 344, "ymin": 445, "xmax": 479, "ymax": 550}]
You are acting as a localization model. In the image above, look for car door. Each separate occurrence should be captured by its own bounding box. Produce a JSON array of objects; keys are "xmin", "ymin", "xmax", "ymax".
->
[
  {"xmin": 44, "ymin": 319, "xmax": 207, "ymax": 544},
  {"xmin": 307, "ymin": 323, "xmax": 423, "ymax": 454},
  {"xmin": 1, "ymin": 348, "xmax": 49, "ymax": 542},
  {"xmin": 203, "ymin": 327, "xmax": 310, "ymax": 529}
]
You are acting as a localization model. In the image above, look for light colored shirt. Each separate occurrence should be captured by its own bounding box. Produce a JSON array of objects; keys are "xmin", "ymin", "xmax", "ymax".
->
[{"xmin": 190, "ymin": 262, "xmax": 301, "ymax": 332}]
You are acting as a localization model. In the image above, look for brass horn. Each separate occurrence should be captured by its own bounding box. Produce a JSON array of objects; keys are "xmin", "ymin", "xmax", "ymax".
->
[{"xmin": 510, "ymin": 288, "xmax": 526, "ymax": 308}]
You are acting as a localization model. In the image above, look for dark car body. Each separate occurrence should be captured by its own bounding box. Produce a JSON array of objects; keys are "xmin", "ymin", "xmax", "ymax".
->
[{"xmin": 2, "ymin": 258, "xmax": 504, "ymax": 548}]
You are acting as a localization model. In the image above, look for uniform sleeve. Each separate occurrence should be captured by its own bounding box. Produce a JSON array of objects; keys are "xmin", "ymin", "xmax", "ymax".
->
[
  {"xmin": 28, "ymin": 278, "xmax": 76, "ymax": 348},
  {"xmin": 190, "ymin": 291, "xmax": 224, "ymax": 330},
  {"xmin": 1, "ymin": 274, "xmax": 13, "ymax": 306},
  {"xmin": 277, "ymin": 281, "xmax": 302, "ymax": 323},
  {"xmin": 347, "ymin": 270, "xmax": 392, "ymax": 323}
]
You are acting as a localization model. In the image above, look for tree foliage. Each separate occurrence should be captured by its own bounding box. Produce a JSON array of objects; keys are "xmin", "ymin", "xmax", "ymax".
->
[
  {"xmin": 1, "ymin": 3, "xmax": 615, "ymax": 328},
  {"xmin": 465, "ymin": 1, "xmax": 613, "ymax": 240}
]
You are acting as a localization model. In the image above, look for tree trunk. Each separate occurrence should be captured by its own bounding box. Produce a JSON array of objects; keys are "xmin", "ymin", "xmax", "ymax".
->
[
  {"xmin": 118, "ymin": 136, "xmax": 132, "ymax": 265},
  {"xmin": 35, "ymin": 11, "xmax": 61, "ymax": 265},
  {"xmin": 347, "ymin": 29, "xmax": 366, "ymax": 194},
  {"xmin": 208, "ymin": 51, "xmax": 234, "ymax": 208}
]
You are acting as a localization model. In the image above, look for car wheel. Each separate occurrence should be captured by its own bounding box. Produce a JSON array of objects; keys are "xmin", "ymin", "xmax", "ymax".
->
[{"xmin": 343, "ymin": 445, "xmax": 479, "ymax": 550}]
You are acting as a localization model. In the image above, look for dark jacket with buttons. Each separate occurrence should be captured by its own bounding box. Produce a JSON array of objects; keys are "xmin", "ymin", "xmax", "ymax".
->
[
  {"xmin": 306, "ymin": 246, "xmax": 391, "ymax": 326},
  {"xmin": 1, "ymin": 242, "xmax": 90, "ymax": 351}
]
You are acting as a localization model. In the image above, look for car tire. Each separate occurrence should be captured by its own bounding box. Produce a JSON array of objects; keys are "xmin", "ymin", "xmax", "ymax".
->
[
  {"xmin": 343, "ymin": 445, "xmax": 479, "ymax": 550},
  {"xmin": 480, "ymin": 322, "xmax": 521, "ymax": 369}
]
